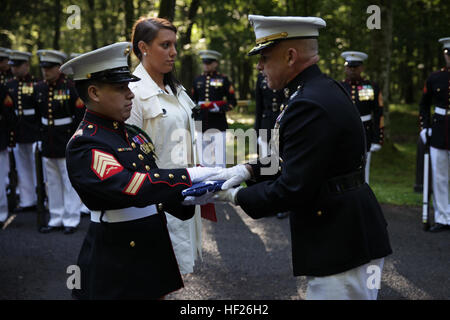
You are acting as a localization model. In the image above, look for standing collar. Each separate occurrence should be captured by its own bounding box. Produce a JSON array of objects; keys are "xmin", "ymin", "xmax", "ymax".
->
[
  {"xmin": 84, "ymin": 109, "xmax": 127, "ymax": 133},
  {"xmin": 283, "ymin": 64, "xmax": 322, "ymax": 99}
]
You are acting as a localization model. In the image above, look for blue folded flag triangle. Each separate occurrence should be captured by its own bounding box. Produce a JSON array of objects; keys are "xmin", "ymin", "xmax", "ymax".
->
[{"xmin": 182, "ymin": 180, "xmax": 225, "ymax": 197}]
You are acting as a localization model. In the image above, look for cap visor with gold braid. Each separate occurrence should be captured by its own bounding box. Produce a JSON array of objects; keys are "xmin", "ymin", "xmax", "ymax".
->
[{"xmin": 248, "ymin": 15, "xmax": 326, "ymax": 56}]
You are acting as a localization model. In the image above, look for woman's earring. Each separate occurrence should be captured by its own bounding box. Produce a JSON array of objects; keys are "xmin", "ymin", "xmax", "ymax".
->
[{"xmin": 144, "ymin": 52, "xmax": 147, "ymax": 56}]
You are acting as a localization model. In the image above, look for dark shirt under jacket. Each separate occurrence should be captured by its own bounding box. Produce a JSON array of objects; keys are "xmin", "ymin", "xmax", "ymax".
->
[
  {"xmin": 191, "ymin": 71, "xmax": 237, "ymax": 132},
  {"xmin": 254, "ymin": 73, "xmax": 283, "ymax": 141},
  {"xmin": 237, "ymin": 65, "xmax": 392, "ymax": 277},
  {"xmin": 341, "ymin": 78, "xmax": 384, "ymax": 151},
  {"xmin": 419, "ymin": 67, "xmax": 450, "ymax": 150},
  {"xmin": 67, "ymin": 110, "xmax": 195, "ymax": 300},
  {"xmin": 34, "ymin": 74, "xmax": 85, "ymax": 158},
  {"xmin": 5, "ymin": 74, "xmax": 39, "ymax": 145}
]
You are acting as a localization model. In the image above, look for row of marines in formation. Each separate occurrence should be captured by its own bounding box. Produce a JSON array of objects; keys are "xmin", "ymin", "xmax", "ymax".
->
[{"xmin": 0, "ymin": 46, "xmax": 388, "ymax": 231}]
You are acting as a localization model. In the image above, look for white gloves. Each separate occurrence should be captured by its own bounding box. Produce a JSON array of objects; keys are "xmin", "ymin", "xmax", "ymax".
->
[
  {"xmin": 420, "ymin": 128, "xmax": 432, "ymax": 144},
  {"xmin": 208, "ymin": 164, "xmax": 252, "ymax": 190},
  {"xmin": 209, "ymin": 103, "xmax": 220, "ymax": 113},
  {"xmin": 186, "ymin": 166, "xmax": 223, "ymax": 183},
  {"xmin": 212, "ymin": 187, "xmax": 243, "ymax": 205},
  {"xmin": 370, "ymin": 143, "xmax": 381, "ymax": 152}
]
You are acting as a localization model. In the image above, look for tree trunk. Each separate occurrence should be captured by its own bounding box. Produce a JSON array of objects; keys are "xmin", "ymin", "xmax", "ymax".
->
[
  {"xmin": 178, "ymin": 0, "xmax": 201, "ymax": 93},
  {"xmin": 370, "ymin": 1, "xmax": 393, "ymax": 141},
  {"xmin": 158, "ymin": 0, "xmax": 176, "ymax": 21},
  {"xmin": 86, "ymin": 0, "xmax": 98, "ymax": 49},
  {"xmin": 53, "ymin": 0, "xmax": 61, "ymax": 50},
  {"xmin": 124, "ymin": 0, "xmax": 135, "ymax": 41}
]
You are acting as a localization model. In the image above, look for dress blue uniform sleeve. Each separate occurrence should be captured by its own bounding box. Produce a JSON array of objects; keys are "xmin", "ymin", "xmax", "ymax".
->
[
  {"xmin": 66, "ymin": 134, "xmax": 194, "ymax": 212},
  {"xmin": 236, "ymin": 101, "xmax": 335, "ymax": 218}
]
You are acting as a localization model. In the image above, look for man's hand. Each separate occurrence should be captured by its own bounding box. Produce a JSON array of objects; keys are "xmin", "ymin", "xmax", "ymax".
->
[
  {"xmin": 212, "ymin": 187, "xmax": 243, "ymax": 205},
  {"xmin": 208, "ymin": 164, "xmax": 252, "ymax": 190},
  {"xmin": 186, "ymin": 166, "xmax": 223, "ymax": 183},
  {"xmin": 420, "ymin": 128, "xmax": 432, "ymax": 145},
  {"xmin": 370, "ymin": 143, "xmax": 381, "ymax": 152}
]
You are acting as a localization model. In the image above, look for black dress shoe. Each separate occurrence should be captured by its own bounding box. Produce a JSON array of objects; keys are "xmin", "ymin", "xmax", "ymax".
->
[
  {"xmin": 429, "ymin": 223, "xmax": 450, "ymax": 233},
  {"xmin": 63, "ymin": 227, "xmax": 77, "ymax": 234},
  {"xmin": 39, "ymin": 225, "xmax": 61, "ymax": 233}
]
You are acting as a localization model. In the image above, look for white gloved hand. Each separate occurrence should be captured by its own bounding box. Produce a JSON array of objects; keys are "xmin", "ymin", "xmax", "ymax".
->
[
  {"xmin": 370, "ymin": 143, "xmax": 381, "ymax": 152},
  {"xmin": 212, "ymin": 187, "xmax": 243, "ymax": 205},
  {"xmin": 186, "ymin": 166, "xmax": 223, "ymax": 183},
  {"xmin": 209, "ymin": 103, "xmax": 220, "ymax": 113},
  {"xmin": 420, "ymin": 128, "xmax": 432, "ymax": 144},
  {"xmin": 182, "ymin": 192, "xmax": 215, "ymax": 206},
  {"xmin": 208, "ymin": 164, "xmax": 252, "ymax": 190}
]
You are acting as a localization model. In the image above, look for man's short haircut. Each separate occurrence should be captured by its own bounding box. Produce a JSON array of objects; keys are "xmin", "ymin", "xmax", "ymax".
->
[{"xmin": 75, "ymin": 79, "xmax": 104, "ymax": 105}]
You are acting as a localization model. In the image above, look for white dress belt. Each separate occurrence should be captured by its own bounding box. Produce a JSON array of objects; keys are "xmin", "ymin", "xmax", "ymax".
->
[
  {"xmin": 15, "ymin": 109, "xmax": 35, "ymax": 116},
  {"xmin": 41, "ymin": 117, "xmax": 73, "ymax": 126},
  {"xmin": 90, "ymin": 205, "xmax": 158, "ymax": 223},
  {"xmin": 360, "ymin": 114, "xmax": 372, "ymax": 122},
  {"xmin": 435, "ymin": 106, "xmax": 450, "ymax": 116}
]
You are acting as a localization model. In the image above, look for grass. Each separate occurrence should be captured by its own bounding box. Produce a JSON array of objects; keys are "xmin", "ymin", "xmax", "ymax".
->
[{"xmin": 226, "ymin": 104, "xmax": 423, "ymax": 207}]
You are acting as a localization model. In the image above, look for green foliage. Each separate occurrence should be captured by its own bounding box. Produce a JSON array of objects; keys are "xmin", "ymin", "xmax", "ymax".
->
[{"xmin": 0, "ymin": 0, "xmax": 448, "ymax": 104}]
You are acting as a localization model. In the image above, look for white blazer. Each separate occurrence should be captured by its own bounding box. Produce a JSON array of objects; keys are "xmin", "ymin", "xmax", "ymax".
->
[{"xmin": 127, "ymin": 63, "xmax": 202, "ymax": 274}]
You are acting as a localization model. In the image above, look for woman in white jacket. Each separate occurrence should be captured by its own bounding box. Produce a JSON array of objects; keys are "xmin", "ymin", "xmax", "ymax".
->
[{"xmin": 127, "ymin": 17, "xmax": 202, "ymax": 275}]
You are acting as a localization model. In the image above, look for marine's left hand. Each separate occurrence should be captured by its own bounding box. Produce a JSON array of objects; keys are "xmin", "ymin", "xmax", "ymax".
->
[
  {"xmin": 212, "ymin": 187, "xmax": 243, "ymax": 205},
  {"xmin": 370, "ymin": 143, "xmax": 381, "ymax": 152}
]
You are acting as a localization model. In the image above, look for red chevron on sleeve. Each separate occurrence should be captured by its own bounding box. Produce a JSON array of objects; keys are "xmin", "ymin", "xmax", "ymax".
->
[{"xmin": 91, "ymin": 149, "xmax": 124, "ymax": 180}]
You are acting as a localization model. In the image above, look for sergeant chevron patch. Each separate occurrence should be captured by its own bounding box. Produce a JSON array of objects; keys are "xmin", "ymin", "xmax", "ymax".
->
[
  {"xmin": 123, "ymin": 172, "xmax": 147, "ymax": 195},
  {"xmin": 91, "ymin": 149, "xmax": 124, "ymax": 180}
]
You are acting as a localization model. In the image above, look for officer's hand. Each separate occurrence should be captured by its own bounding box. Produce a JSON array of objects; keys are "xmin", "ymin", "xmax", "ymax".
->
[
  {"xmin": 208, "ymin": 164, "xmax": 252, "ymax": 190},
  {"xmin": 212, "ymin": 187, "xmax": 243, "ymax": 205},
  {"xmin": 370, "ymin": 143, "xmax": 381, "ymax": 152},
  {"xmin": 209, "ymin": 103, "xmax": 220, "ymax": 113},
  {"xmin": 182, "ymin": 192, "xmax": 215, "ymax": 206},
  {"xmin": 420, "ymin": 128, "xmax": 432, "ymax": 145},
  {"xmin": 186, "ymin": 166, "xmax": 223, "ymax": 183}
]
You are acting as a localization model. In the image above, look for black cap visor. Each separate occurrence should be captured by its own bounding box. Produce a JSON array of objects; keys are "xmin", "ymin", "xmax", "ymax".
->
[
  {"xmin": 8, "ymin": 59, "xmax": 27, "ymax": 66},
  {"xmin": 88, "ymin": 67, "xmax": 140, "ymax": 83},
  {"xmin": 344, "ymin": 60, "xmax": 363, "ymax": 67},
  {"xmin": 40, "ymin": 61, "xmax": 60, "ymax": 68}
]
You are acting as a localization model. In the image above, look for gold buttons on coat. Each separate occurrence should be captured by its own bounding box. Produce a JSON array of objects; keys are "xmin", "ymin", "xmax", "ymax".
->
[
  {"xmin": 154, "ymin": 173, "xmax": 160, "ymax": 178},
  {"xmin": 131, "ymin": 142, "xmax": 136, "ymax": 148},
  {"xmin": 88, "ymin": 125, "xmax": 93, "ymax": 129},
  {"xmin": 181, "ymin": 175, "xmax": 187, "ymax": 180},
  {"xmin": 158, "ymin": 203, "xmax": 164, "ymax": 211},
  {"xmin": 168, "ymin": 174, "xmax": 174, "ymax": 179},
  {"xmin": 132, "ymin": 163, "xmax": 137, "ymax": 168},
  {"xmin": 129, "ymin": 241, "xmax": 135, "ymax": 247},
  {"xmin": 113, "ymin": 121, "xmax": 119, "ymax": 129},
  {"xmin": 317, "ymin": 211, "xmax": 322, "ymax": 216},
  {"xmin": 145, "ymin": 165, "xmax": 150, "ymax": 171},
  {"xmin": 138, "ymin": 154, "xmax": 144, "ymax": 160}
]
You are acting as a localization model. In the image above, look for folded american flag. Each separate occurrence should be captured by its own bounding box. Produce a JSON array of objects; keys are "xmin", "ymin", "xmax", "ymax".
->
[
  {"xmin": 182, "ymin": 180, "xmax": 225, "ymax": 197},
  {"xmin": 182, "ymin": 180, "xmax": 225, "ymax": 223}
]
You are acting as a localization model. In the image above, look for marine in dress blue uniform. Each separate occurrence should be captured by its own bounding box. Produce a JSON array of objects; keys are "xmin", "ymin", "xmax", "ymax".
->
[
  {"xmin": 5, "ymin": 50, "xmax": 38, "ymax": 210},
  {"xmin": 0, "ymin": 48, "xmax": 13, "ymax": 85},
  {"xmin": 340, "ymin": 51, "xmax": 384, "ymax": 184},
  {"xmin": 191, "ymin": 50, "xmax": 237, "ymax": 167},
  {"xmin": 210, "ymin": 15, "xmax": 392, "ymax": 300},
  {"xmin": 60, "ymin": 42, "xmax": 219, "ymax": 299},
  {"xmin": 0, "ymin": 67, "xmax": 15, "ymax": 227},
  {"xmin": 35, "ymin": 50, "xmax": 86, "ymax": 234},
  {"xmin": 418, "ymin": 37, "xmax": 450, "ymax": 232}
]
